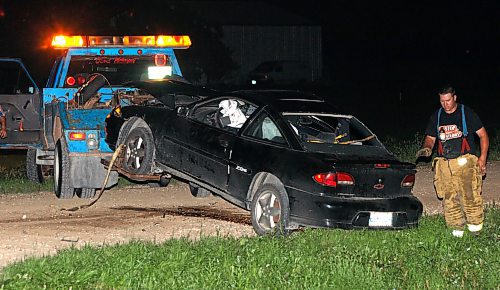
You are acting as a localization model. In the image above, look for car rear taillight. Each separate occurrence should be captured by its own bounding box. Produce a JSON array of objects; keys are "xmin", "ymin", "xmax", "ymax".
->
[
  {"xmin": 313, "ymin": 172, "xmax": 355, "ymax": 187},
  {"xmin": 375, "ymin": 163, "xmax": 390, "ymax": 168},
  {"xmin": 402, "ymin": 174, "xmax": 415, "ymax": 187}
]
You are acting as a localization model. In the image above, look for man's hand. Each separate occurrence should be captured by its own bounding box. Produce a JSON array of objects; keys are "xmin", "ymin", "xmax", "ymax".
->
[
  {"xmin": 415, "ymin": 147, "xmax": 432, "ymax": 158},
  {"xmin": 0, "ymin": 128, "xmax": 6, "ymax": 139},
  {"xmin": 477, "ymin": 157, "xmax": 487, "ymax": 176}
]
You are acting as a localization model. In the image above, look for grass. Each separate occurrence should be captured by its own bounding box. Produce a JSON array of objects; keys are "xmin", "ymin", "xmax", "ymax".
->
[
  {"xmin": 0, "ymin": 164, "xmax": 166, "ymax": 195},
  {"xmin": 0, "ymin": 207, "xmax": 498, "ymax": 289},
  {"xmin": 0, "ymin": 165, "xmax": 54, "ymax": 194}
]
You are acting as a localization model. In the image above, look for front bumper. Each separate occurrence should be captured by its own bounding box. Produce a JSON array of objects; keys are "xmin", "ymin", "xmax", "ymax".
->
[{"xmin": 288, "ymin": 189, "xmax": 423, "ymax": 229}]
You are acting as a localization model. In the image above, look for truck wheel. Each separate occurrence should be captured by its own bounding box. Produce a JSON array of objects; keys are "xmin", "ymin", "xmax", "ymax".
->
[
  {"xmin": 26, "ymin": 148, "xmax": 43, "ymax": 183},
  {"xmin": 122, "ymin": 126, "xmax": 154, "ymax": 175},
  {"xmin": 54, "ymin": 139, "xmax": 75, "ymax": 199},
  {"xmin": 189, "ymin": 183, "xmax": 212, "ymax": 198},
  {"xmin": 75, "ymin": 188, "xmax": 96, "ymax": 199},
  {"xmin": 250, "ymin": 183, "xmax": 290, "ymax": 236}
]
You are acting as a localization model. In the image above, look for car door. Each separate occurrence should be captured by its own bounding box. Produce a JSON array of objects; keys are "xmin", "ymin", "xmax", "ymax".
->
[
  {"xmin": 0, "ymin": 59, "xmax": 41, "ymax": 148},
  {"xmin": 173, "ymin": 97, "xmax": 257, "ymax": 191},
  {"xmin": 228, "ymin": 110, "xmax": 292, "ymax": 199}
]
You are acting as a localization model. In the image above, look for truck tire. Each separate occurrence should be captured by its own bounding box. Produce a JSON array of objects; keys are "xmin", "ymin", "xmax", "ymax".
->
[
  {"xmin": 54, "ymin": 139, "xmax": 75, "ymax": 199},
  {"xmin": 26, "ymin": 148, "xmax": 43, "ymax": 183},
  {"xmin": 189, "ymin": 183, "xmax": 212, "ymax": 198},
  {"xmin": 77, "ymin": 74, "xmax": 107, "ymax": 105},
  {"xmin": 122, "ymin": 126, "xmax": 154, "ymax": 175},
  {"xmin": 76, "ymin": 188, "xmax": 96, "ymax": 199}
]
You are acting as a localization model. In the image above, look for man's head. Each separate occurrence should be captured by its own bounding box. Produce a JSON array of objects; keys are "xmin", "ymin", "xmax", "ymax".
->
[{"xmin": 438, "ymin": 85, "xmax": 458, "ymax": 113}]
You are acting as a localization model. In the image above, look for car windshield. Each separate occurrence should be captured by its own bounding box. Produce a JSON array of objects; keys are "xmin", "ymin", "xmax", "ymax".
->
[
  {"xmin": 65, "ymin": 55, "xmax": 172, "ymax": 87},
  {"xmin": 283, "ymin": 113, "xmax": 392, "ymax": 156}
]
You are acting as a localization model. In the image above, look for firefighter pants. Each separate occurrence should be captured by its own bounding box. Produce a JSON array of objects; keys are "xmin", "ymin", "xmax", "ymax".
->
[{"xmin": 433, "ymin": 154, "xmax": 484, "ymax": 230}]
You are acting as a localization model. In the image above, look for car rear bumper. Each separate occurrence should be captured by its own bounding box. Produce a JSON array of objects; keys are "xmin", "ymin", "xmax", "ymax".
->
[{"xmin": 288, "ymin": 190, "xmax": 423, "ymax": 229}]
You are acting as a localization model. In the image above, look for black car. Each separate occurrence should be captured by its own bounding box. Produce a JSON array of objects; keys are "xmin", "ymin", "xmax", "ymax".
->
[{"xmin": 105, "ymin": 80, "xmax": 423, "ymax": 235}]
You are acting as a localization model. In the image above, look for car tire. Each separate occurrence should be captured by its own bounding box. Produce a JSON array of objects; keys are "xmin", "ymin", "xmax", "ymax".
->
[
  {"xmin": 122, "ymin": 126, "xmax": 154, "ymax": 175},
  {"xmin": 189, "ymin": 183, "xmax": 212, "ymax": 198},
  {"xmin": 54, "ymin": 139, "xmax": 75, "ymax": 199},
  {"xmin": 250, "ymin": 183, "xmax": 291, "ymax": 236},
  {"xmin": 26, "ymin": 148, "xmax": 43, "ymax": 183},
  {"xmin": 75, "ymin": 188, "xmax": 96, "ymax": 199}
]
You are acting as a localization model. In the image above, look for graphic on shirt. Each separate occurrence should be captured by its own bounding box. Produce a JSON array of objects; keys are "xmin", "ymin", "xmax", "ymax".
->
[{"xmin": 438, "ymin": 125, "xmax": 462, "ymax": 142}]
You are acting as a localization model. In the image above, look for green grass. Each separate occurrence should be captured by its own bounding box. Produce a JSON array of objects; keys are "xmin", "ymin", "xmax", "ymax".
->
[
  {"xmin": 1, "ymin": 207, "xmax": 498, "ymax": 289},
  {"xmin": 0, "ymin": 165, "xmax": 54, "ymax": 194},
  {"xmin": 0, "ymin": 164, "xmax": 165, "ymax": 194}
]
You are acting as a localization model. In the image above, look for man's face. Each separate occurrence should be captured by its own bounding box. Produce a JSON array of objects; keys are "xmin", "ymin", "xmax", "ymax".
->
[{"xmin": 439, "ymin": 93, "xmax": 457, "ymax": 113}]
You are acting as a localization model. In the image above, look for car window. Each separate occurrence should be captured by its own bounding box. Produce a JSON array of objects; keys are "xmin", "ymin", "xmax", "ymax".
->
[
  {"xmin": 283, "ymin": 113, "xmax": 385, "ymax": 152},
  {"xmin": 64, "ymin": 55, "xmax": 174, "ymax": 88},
  {"xmin": 189, "ymin": 98, "xmax": 257, "ymax": 133},
  {"xmin": 244, "ymin": 112, "xmax": 287, "ymax": 145},
  {"xmin": 0, "ymin": 61, "xmax": 36, "ymax": 94}
]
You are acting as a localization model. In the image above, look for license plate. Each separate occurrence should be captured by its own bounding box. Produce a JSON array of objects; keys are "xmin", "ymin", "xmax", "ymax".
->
[{"xmin": 369, "ymin": 212, "xmax": 393, "ymax": 227}]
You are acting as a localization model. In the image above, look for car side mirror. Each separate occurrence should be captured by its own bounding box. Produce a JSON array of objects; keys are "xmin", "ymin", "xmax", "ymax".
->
[{"xmin": 177, "ymin": 106, "xmax": 189, "ymax": 116}]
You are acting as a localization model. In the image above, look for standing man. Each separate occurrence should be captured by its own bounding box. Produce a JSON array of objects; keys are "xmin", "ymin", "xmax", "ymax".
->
[
  {"xmin": 0, "ymin": 105, "xmax": 6, "ymax": 138},
  {"xmin": 416, "ymin": 85, "xmax": 489, "ymax": 237}
]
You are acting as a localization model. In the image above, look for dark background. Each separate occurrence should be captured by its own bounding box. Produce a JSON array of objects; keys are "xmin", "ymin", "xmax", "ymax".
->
[{"xmin": 0, "ymin": 0, "xmax": 499, "ymax": 138}]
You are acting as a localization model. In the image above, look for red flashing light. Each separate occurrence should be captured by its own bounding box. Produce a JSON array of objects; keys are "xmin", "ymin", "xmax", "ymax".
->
[
  {"xmin": 313, "ymin": 172, "xmax": 354, "ymax": 187},
  {"xmin": 402, "ymin": 174, "xmax": 415, "ymax": 187},
  {"xmin": 118, "ymin": 49, "xmax": 124, "ymax": 55},
  {"xmin": 69, "ymin": 132, "xmax": 86, "ymax": 141},
  {"xmin": 100, "ymin": 49, "xmax": 105, "ymax": 55},
  {"xmin": 66, "ymin": 76, "xmax": 76, "ymax": 86},
  {"xmin": 375, "ymin": 163, "xmax": 391, "ymax": 168},
  {"xmin": 137, "ymin": 49, "xmax": 143, "ymax": 55}
]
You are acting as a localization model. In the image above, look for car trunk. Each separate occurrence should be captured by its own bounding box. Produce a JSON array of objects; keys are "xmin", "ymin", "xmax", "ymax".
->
[{"xmin": 330, "ymin": 159, "xmax": 416, "ymax": 198}]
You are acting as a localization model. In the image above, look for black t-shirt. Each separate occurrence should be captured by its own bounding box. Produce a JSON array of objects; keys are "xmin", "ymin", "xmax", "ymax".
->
[{"xmin": 425, "ymin": 104, "xmax": 483, "ymax": 158}]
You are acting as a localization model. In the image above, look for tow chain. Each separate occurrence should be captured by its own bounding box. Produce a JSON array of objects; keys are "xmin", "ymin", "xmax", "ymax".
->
[{"xmin": 61, "ymin": 144, "xmax": 125, "ymax": 212}]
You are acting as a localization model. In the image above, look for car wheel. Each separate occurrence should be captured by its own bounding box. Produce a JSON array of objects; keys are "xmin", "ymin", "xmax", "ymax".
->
[
  {"xmin": 26, "ymin": 148, "xmax": 43, "ymax": 183},
  {"xmin": 189, "ymin": 183, "xmax": 212, "ymax": 198},
  {"xmin": 250, "ymin": 183, "xmax": 290, "ymax": 236},
  {"xmin": 75, "ymin": 188, "xmax": 96, "ymax": 199},
  {"xmin": 122, "ymin": 126, "xmax": 154, "ymax": 175},
  {"xmin": 54, "ymin": 139, "xmax": 75, "ymax": 199}
]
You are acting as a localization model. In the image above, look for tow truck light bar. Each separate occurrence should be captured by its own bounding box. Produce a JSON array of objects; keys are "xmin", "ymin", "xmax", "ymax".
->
[{"xmin": 51, "ymin": 35, "xmax": 192, "ymax": 49}]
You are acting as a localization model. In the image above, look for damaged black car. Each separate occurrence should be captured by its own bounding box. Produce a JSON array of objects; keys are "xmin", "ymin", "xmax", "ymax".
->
[{"xmin": 104, "ymin": 80, "xmax": 423, "ymax": 235}]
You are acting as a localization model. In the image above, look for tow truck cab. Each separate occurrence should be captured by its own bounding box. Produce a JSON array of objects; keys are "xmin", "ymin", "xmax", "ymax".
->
[{"xmin": 0, "ymin": 35, "xmax": 191, "ymax": 198}]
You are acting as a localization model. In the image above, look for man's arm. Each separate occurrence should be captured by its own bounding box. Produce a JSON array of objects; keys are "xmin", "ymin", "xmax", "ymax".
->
[
  {"xmin": 415, "ymin": 135, "xmax": 436, "ymax": 159},
  {"xmin": 422, "ymin": 135, "xmax": 436, "ymax": 150},
  {"xmin": 476, "ymin": 127, "xmax": 489, "ymax": 175},
  {"xmin": 0, "ymin": 116, "xmax": 6, "ymax": 138}
]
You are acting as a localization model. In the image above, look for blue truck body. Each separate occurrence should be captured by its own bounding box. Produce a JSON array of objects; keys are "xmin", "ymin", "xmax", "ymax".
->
[{"xmin": 0, "ymin": 36, "xmax": 188, "ymax": 196}]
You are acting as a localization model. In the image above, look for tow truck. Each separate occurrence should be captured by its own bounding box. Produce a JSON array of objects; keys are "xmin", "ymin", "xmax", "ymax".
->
[{"xmin": 0, "ymin": 35, "xmax": 191, "ymax": 198}]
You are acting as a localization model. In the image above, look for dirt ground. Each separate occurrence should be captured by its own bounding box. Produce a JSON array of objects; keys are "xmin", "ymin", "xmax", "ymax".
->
[{"xmin": 0, "ymin": 162, "xmax": 498, "ymax": 269}]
